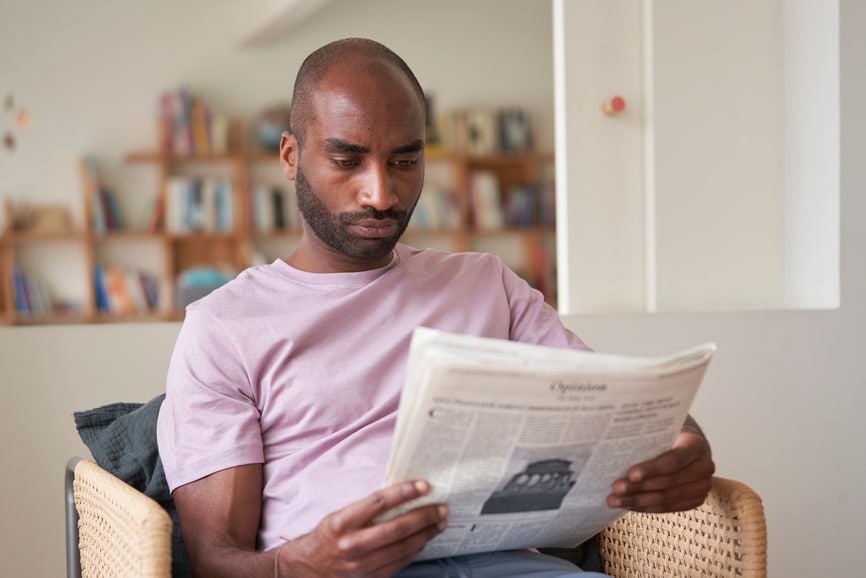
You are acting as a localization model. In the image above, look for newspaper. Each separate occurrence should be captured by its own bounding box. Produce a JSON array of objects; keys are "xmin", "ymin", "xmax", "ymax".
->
[{"xmin": 382, "ymin": 327, "xmax": 716, "ymax": 561}]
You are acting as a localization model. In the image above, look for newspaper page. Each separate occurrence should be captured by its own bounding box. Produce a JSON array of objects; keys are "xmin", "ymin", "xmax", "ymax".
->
[{"xmin": 381, "ymin": 327, "xmax": 716, "ymax": 561}]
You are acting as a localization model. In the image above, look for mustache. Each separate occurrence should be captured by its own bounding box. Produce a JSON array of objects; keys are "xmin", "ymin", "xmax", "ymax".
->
[{"xmin": 340, "ymin": 207, "xmax": 407, "ymax": 223}]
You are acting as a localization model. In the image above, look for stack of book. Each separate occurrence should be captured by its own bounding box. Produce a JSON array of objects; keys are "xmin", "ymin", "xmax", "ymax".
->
[
  {"xmin": 93, "ymin": 265, "xmax": 160, "ymax": 315},
  {"xmin": 11, "ymin": 266, "xmax": 54, "ymax": 315},
  {"xmin": 81, "ymin": 154, "xmax": 125, "ymax": 234},
  {"xmin": 409, "ymin": 185, "xmax": 462, "ymax": 232},
  {"xmin": 441, "ymin": 106, "xmax": 535, "ymax": 154},
  {"xmin": 164, "ymin": 176, "xmax": 234, "ymax": 233},
  {"xmin": 157, "ymin": 88, "xmax": 231, "ymax": 155},
  {"xmin": 250, "ymin": 183, "xmax": 299, "ymax": 232}
]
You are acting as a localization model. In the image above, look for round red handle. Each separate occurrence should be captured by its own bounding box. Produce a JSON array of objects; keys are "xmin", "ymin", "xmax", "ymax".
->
[{"xmin": 603, "ymin": 96, "xmax": 626, "ymax": 115}]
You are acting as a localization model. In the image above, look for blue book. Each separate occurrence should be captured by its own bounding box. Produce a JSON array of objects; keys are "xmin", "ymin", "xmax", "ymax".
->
[
  {"xmin": 11, "ymin": 266, "xmax": 30, "ymax": 314},
  {"xmin": 93, "ymin": 264, "xmax": 110, "ymax": 312},
  {"xmin": 103, "ymin": 189, "xmax": 125, "ymax": 231}
]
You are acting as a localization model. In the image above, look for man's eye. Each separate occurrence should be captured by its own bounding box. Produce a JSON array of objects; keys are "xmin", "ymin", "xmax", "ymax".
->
[
  {"xmin": 393, "ymin": 158, "xmax": 418, "ymax": 168},
  {"xmin": 332, "ymin": 158, "xmax": 360, "ymax": 168}
]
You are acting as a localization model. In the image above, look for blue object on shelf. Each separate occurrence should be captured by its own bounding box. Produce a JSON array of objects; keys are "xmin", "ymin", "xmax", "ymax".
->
[{"xmin": 175, "ymin": 267, "xmax": 237, "ymax": 309}]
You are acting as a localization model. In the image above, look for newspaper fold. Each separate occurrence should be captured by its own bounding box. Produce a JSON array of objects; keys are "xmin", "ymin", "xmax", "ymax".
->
[{"xmin": 382, "ymin": 327, "xmax": 716, "ymax": 561}]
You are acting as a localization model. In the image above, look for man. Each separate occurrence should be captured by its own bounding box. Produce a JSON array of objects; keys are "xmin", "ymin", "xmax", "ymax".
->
[{"xmin": 157, "ymin": 38, "xmax": 714, "ymax": 578}]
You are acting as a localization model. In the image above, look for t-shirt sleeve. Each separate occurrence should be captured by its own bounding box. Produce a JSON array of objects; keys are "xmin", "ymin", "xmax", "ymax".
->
[
  {"xmin": 499, "ymin": 260, "xmax": 591, "ymax": 351},
  {"xmin": 157, "ymin": 305, "xmax": 265, "ymax": 493}
]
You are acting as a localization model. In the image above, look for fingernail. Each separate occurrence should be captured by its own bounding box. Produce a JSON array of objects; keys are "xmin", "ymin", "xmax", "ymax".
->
[
  {"xmin": 414, "ymin": 480, "xmax": 430, "ymax": 494},
  {"xmin": 437, "ymin": 505, "xmax": 449, "ymax": 531}
]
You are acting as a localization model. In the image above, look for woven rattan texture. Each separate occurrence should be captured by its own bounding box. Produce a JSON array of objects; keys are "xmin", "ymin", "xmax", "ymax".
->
[
  {"xmin": 73, "ymin": 459, "xmax": 172, "ymax": 578},
  {"xmin": 598, "ymin": 476, "xmax": 767, "ymax": 578}
]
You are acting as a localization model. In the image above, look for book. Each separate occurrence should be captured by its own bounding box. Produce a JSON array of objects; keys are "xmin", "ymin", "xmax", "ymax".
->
[
  {"xmin": 190, "ymin": 96, "xmax": 211, "ymax": 155},
  {"xmin": 498, "ymin": 108, "xmax": 534, "ymax": 152},
  {"xmin": 11, "ymin": 265, "xmax": 30, "ymax": 314},
  {"xmin": 214, "ymin": 180, "xmax": 234, "ymax": 232},
  {"xmin": 158, "ymin": 92, "xmax": 174, "ymax": 153},
  {"xmin": 210, "ymin": 113, "xmax": 230, "ymax": 154},
  {"xmin": 104, "ymin": 266, "xmax": 134, "ymax": 315},
  {"xmin": 93, "ymin": 264, "xmax": 110, "ymax": 312},
  {"xmin": 123, "ymin": 269, "xmax": 149, "ymax": 312},
  {"xmin": 468, "ymin": 171, "xmax": 504, "ymax": 230},
  {"xmin": 139, "ymin": 272, "xmax": 160, "ymax": 310},
  {"xmin": 382, "ymin": 328, "xmax": 715, "ymax": 561},
  {"xmin": 465, "ymin": 108, "xmax": 499, "ymax": 153},
  {"xmin": 145, "ymin": 194, "xmax": 165, "ymax": 233}
]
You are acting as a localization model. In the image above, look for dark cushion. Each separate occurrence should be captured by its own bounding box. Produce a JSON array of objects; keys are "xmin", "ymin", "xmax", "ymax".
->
[{"xmin": 73, "ymin": 394, "xmax": 191, "ymax": 578}]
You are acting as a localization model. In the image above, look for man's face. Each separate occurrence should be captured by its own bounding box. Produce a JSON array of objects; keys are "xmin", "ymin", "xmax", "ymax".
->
[
  {"xmin": 293, "ymin": 163, "xmax": 415, "ymax": 262},
  {"xmin": 281, "ymin": 61, "xmax": 426, "ymax": 272}
]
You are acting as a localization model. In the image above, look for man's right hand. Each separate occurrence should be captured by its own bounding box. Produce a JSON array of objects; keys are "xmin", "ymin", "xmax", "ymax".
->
[{"xmin": 277, "ymin": 480, "xmax": 448, "ymax": 578}]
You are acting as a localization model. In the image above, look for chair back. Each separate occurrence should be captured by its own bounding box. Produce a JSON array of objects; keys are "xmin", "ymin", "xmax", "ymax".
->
[
  {"xmin": 65, "ymin": 456, "xmax": 173, "ymax": 578},
  {"xmin": 599, "ymin": 476, "xmax": 767, "ymax": 578}
]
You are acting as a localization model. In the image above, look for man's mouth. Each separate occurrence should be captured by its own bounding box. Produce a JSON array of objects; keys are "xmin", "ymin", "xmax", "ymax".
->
[{"xmin": 347, "ymin": 218, "xmax": 400, "ymax": 239}]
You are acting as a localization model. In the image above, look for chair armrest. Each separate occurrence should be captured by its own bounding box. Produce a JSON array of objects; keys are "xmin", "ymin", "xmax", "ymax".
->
[
  {"xmin": 598, "ymin": 476, "xmax": 767, "ymax": 578},
  {"xmin": 71, "ymin": 458, "xmax": 173, "ymax": 578}
]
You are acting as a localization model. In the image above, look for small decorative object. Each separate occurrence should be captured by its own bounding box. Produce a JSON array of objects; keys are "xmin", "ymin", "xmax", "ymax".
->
[
  {"xmin": 10, "ymin": 202, "xmax": 72, "ymax": 234},
  {"xmin": 256, "ymin": 105, "xmax": 292, "ymax": 150},
  {"xmin": 175, "ymin": 266, "xmax": 237, "ymax": 309},
  {"xmin": 29, "ymin": 205, "xmax": 72, "ymax": 233},
  {"xmin": 2, "ymin": 92, "xmax": 30, "ymax": 153},
  {"xmin": 498, "ymin": 108, "xmax": 534, "ymax": 152}
]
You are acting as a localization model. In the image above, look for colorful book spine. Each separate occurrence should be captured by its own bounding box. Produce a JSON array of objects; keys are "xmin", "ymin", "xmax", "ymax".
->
[
  {"xmin": 11, "ymin": 265, "xmax": 29, "ymax": 314},
  {"xmin": 93, "ymin": 264, "xmax": 110, "ymax": 312}
]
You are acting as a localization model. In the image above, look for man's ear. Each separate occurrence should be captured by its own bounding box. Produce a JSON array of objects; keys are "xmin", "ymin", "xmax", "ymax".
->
[{"xmin": 279, "ymin": 132, "xmax": 298, "ymax": 180}]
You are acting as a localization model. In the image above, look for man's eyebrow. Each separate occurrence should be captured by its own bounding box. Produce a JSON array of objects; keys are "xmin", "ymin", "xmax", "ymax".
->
[
  {"xmin": 392, "ymin": 140, "xmax": 425, "ymax": 155},
  {"xmin": 324, "ymin": 138, "xmax": 369, "ymax": 154},
  {"xmin": 322, "ymin": 138, "xmax": 425, "ymax": 155}
]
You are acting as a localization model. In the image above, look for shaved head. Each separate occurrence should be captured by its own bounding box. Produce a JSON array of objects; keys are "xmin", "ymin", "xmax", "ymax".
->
[{"xmin": 289, "ymin": 38, "xmax": 425, "ymax": 146}]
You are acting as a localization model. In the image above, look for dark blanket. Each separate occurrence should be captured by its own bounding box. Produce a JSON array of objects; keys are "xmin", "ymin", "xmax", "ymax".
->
[{"xmin": 73, "ymin": 394, "xmax": 191, "ymax": 578}]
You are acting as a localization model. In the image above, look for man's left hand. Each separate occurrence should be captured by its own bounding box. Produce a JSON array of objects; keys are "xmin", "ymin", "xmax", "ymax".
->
[{"xmin": 607, "ymin": 431, "xmax": 715, "ymax": 513}]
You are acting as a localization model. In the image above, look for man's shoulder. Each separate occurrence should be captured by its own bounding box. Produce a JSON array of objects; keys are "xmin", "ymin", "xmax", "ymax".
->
[
  {"xmin": 184, "ymin": 261, "xmax": 284, "ymax": 315},
  {"xmin": 396, "ymin": 244, "xmax": 504, "ymax": 269}
]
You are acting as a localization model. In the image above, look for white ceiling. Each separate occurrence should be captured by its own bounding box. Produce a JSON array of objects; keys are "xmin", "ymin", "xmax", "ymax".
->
[{"xmin": 239, "ymin": 0, "xmax": 335, "ymax": 47}]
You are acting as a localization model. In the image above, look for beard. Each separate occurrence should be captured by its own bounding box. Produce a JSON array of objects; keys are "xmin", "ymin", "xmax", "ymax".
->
[{"xmin": 294, "ymin": 165, "xmax": 419, "ymax": 262}]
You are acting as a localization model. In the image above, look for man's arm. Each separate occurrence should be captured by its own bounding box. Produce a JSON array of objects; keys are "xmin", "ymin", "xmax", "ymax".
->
[
  {"xmin": 607, "ymin": 415, "xmax": 715, "ymax": 513},
  {"xmin": 173, "ymin": 464, "xmax": 449, "ymax": 578}
]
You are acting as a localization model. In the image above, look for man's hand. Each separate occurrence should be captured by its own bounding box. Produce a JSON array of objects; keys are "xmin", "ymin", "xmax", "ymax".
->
[
  {"xmin": 277, "ymin": 480, "xmax": 448, "ymax": 578},
  {"xmin": 607, "ymin": 430, "xmax": 715, "ymax": 513}
]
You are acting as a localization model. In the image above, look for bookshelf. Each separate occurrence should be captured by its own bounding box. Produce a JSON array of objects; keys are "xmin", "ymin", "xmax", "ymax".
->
[{"xmin": 0, "ymin": 130, "xmax": 556, "ymax": 326}]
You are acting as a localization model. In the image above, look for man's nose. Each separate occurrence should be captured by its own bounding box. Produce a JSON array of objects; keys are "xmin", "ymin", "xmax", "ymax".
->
[{"xmin": 358, "ymin": 164, "xmax": 397, "ymax": 211}]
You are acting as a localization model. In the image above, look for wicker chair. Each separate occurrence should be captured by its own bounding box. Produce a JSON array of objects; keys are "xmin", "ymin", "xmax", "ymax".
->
[
  {"xmin": 598, "ymin": 476, "xmax": 767, "ymax": 578},
  {"xmin": 66, "ymin": 457, "xmax": 172, "ymax": 578},
  {"xmin": 65, "ymin": 458, "xmax": 765, "ymax": 578}
]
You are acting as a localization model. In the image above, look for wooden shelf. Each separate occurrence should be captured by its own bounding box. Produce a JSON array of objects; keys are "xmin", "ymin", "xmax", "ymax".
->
[{"xmin": 0, "ymin": 131, "xmax": 557, "ymax": 325}]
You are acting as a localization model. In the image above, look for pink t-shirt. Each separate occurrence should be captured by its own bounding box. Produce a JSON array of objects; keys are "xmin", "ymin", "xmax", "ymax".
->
[{"xmin": 157, "ymin": 244, "xmax": 588, "ymax": 550}]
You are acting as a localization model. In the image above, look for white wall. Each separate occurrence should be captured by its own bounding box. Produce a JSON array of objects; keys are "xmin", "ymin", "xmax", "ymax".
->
[
  {"xmin": 556, "ymin": 0, "xmax": 864, "ymax": 576},
  {"xmin": 0, "ymin": 1, "xmax": 554, "ymax": 576},
  {"xmin": 651, "ymin": 0, "xmax": 787, "ymax": 311}
]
